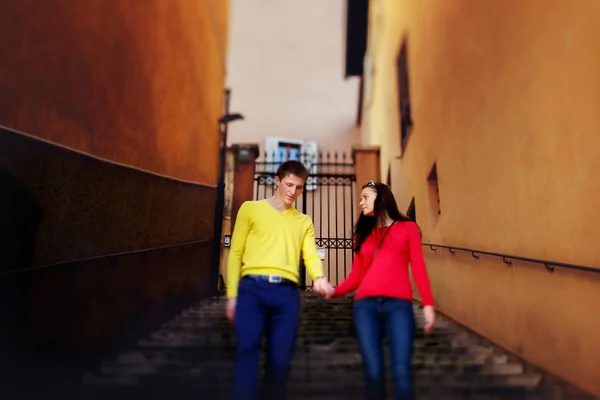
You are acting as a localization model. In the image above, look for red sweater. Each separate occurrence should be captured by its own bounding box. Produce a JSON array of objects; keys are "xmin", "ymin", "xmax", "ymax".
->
[{"xmin": 333, "ymin": 221, "xmax": 435, "ymax": 306}]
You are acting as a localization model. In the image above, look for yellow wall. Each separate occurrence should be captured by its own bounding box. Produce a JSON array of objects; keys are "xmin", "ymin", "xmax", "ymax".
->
[
  {"xmin": 0, "ymin": 0, "xmax": 228, "ymax": 185},
  {"xmin": 363, "ymin": 0, "xmax": 600, "ymax": 396}
]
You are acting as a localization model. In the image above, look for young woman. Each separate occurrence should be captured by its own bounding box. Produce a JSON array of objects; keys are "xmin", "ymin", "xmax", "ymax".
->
[{"xmin": 326, "ymin": 180, "xmax": 435, "ymax": 400}]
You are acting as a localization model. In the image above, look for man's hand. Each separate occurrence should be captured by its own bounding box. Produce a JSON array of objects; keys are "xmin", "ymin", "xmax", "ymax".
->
[
  {"xmin": 226, "ymin": 298, "xmax": 237, "ymax": 323},
  {"xmin": 423, "ymin": 305, "xmax": 435, "ymax": 333},
  {"xmin": 313, "ymin": 277, "xmax": 333, "ymax": 298}
]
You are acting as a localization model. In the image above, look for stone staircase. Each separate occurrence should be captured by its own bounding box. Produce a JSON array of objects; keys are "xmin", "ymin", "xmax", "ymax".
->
[{"xmin": 66, "ymin": 292, "xmax": 595, "ymax": 400}]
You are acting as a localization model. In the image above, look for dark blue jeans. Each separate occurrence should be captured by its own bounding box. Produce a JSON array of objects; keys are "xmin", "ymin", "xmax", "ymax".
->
[
  {"xmin": 232, "ymin": 276, "xmax": 300, "ymax": 400},
  {"xmin": 354, "ymin": 297, "xmax": 415, "ymax": 400}
]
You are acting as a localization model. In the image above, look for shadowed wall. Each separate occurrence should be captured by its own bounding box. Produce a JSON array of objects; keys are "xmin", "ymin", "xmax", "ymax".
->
[{"xmin": 0, "ymin": 0, "xmax": 228, "ymax": 367}]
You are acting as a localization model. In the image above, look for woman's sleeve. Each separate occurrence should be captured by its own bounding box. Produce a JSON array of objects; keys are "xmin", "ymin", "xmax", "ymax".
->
[
  {"xmin": 407, "ymin": 222, "xmax": 435, "ymax": 306},
  {"xmin": 332, "ymin": 250, "xmax": 367, "ymax": 298}
]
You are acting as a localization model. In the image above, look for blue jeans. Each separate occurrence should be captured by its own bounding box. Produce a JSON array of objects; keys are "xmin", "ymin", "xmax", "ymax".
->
[
  {"xmin": 232, "ymin": 276, "xmax": 300, "ymax": 400},
  {"xmin": 354, "ymin": 297, "xmax": 415, "ymax": 400}
]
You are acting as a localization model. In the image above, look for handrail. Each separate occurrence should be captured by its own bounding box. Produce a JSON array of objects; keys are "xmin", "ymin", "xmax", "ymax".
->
[
  {"xmin": 422, "ymin": 243, "xmax": 599, "ymax": 274},
  {"xmin": 0, "ymin": 238, "xmax": 212, "ymax": 277}
]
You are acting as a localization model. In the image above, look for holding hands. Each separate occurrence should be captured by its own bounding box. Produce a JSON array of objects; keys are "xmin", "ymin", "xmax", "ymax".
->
[{"xmin": 313, "ymin": 277, "xmax": 334, "ymax": 299}]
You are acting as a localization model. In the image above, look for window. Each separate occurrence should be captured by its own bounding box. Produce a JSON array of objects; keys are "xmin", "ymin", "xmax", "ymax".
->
[
  {"xmin": 264, "ymin": 137, "xmax": 318, "ymax": 190},
  {"xmin": 386, "ymin": 162, "xmax": 391, "ymax": 186},
  {"xmin": 396, "ymin": 37, "xmax": 413, "ymax": 154},
  {"xmin": 277, "ymin": 142, "xmax": 301, "ymax": 163},
  {"xmin": 427, "ymin": 163, "xmax": 441, "ymax": 226}
]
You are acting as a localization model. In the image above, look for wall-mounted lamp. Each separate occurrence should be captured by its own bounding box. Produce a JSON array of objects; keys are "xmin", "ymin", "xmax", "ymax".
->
[{"xmin": 219, "ymin": 113, "xmax": 244, "ymax": 125}]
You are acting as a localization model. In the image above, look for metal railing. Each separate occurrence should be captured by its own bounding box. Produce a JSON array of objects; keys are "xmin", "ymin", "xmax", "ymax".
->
[
  {"xmin": 0, "ymin": 238, "xmax": 212, "ymax": 277},
  {"xmin": 422, "ymin": 243, "xmax": 599, "ymax": 274}
]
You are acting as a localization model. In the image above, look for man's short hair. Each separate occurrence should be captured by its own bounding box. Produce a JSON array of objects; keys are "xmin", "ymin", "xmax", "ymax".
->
[{"xmin": 276, "ymin": 160, "xmax": 309, "ymax": 181}]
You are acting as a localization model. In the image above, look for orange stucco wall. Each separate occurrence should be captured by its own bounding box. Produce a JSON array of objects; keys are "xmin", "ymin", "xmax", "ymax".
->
[
  {"xmin": 0, "ymin": 0, "xmax": 228, "ymax": 185},
  {"xmin": 364, "ymin": 0, "xmax": 600, "ymax": 396},
  {"xmin": 0, "ymin": 0, "xmax": 229, "ymax": 361}
]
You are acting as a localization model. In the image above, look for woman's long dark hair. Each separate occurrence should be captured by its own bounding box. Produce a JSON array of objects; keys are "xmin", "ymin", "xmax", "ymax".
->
[{"xmin": 353, "ymin": 182, "xmax": 411, "ymax": 252}]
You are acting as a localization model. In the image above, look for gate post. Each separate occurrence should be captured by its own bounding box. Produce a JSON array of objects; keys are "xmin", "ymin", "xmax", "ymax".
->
[
  {"xmin": 230, "ymin": 144, "xmax": 260, "ymax": 228},
  {"xmin": 352, "ymin": 145, "xmax": 381, "ymax": 185},
  {"xmin": 219, "ymin": 143, "xmax": 259, "ymax": 292},
  {"xmin": 352, "ymin": 144, "xmax": 381, "ymax": 221}
]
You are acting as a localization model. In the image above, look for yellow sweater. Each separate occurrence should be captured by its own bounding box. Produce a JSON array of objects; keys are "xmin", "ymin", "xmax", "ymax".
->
[{"xmin": 226, "ymin": 199, "xmax": 324, "ymax": 298}]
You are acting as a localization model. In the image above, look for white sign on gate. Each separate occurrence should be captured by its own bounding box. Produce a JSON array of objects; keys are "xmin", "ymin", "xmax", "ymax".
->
[{"xmin": 316, "ymin": 247, "xmax": 326, "ymax": 260}]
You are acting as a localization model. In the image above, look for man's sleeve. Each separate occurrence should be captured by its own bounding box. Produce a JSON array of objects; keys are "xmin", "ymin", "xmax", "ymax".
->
[
  {"xmin": 226, "ymin": 201, "xmax": 252, "ymax": 298},
  {"xmin": 301, "ymin": 218, "xmax": 325, "ymax": 280}
]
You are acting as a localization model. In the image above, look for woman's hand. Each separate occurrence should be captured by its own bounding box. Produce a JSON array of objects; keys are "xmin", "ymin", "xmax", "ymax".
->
[
  {"xmin": 423, "ymin": 305, "xmax": 435, "ymax": 333},
  {"xmin": 324, "ymin": 285, "xmax": 335, "ymax": 299}
]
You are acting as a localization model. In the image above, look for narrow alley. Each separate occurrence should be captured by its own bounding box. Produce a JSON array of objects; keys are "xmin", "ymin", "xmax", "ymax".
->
[{"xmin": 1, "ymin": 0, "xmax": 600, "ymax": 399}]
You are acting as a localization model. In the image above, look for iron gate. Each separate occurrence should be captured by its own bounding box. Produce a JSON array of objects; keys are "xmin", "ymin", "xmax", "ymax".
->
[{"xmin": 254, "ymin": 151, "xmax": 356, "ymax": 288}]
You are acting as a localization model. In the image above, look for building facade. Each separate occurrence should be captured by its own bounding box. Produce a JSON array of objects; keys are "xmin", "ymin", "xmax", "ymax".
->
[
  {"xmin": 225, "ymin": 0, "xmax": 361, "ymax": 155},
  {"xmin": 354, "ymin": 0, "xmax": 600, "ymax": 396},
  {"xmin": 0, "ymin": 0, "xmax": 229, "ymax": 362}
]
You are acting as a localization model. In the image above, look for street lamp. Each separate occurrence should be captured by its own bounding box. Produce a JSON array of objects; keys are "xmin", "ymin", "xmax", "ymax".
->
[
  {"xmin": 210, "ymin": 89, "xmax": 244, "ymax": 296},
  {"xmin": 218, "ymin": 113, "xmax": 244, "ymax": 125}
]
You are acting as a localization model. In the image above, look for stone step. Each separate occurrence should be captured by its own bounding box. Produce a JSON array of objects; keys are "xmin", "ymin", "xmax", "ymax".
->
[
  {"xmin": 98, "ymin": 347, "xmax": 500, "ymax": 365},
  {"xmin": 76, "ymin": 293, "xmax": 593, "ymax": 399},
  {"xmin": 91, "ymin": 359, "xmax": 506, "ymax": 381},
  {"xmin": 81, "ymin": 376, "xmax": 551, "ymax": 400}
]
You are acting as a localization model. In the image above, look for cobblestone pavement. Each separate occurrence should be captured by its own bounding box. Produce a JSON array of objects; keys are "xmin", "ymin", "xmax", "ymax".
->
[{"xmin": 24, "ymin": 292, "xmax": 594, "ymax": 400}]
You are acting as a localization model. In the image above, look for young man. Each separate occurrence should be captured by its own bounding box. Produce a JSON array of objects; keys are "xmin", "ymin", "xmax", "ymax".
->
[{"xmin": 226, "ymin": 160, "xmax": 332, "ymax": 400}]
